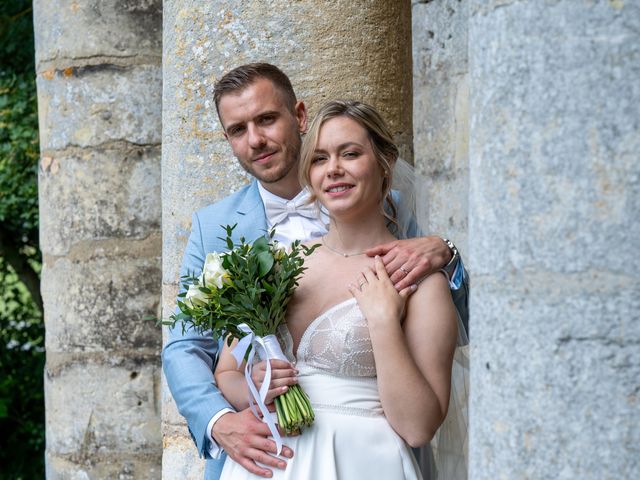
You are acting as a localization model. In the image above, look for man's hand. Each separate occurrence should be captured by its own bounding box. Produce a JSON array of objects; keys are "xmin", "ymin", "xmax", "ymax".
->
[
  {"xmin": 212, "ymin": 409, "xmax": 293, "ymax": 478},
  {"xmin": 365, "ymin": 236, "xmax": 451, "ymax": 291}
]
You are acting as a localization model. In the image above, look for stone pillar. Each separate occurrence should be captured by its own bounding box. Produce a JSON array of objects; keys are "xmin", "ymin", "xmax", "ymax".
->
[
  {"xmin": 412, "ymin": 0, "xmax": 469, "ymax": 252},
  {"xmin": 469, "ymin": 1, "xmax": 640, "ymax": 478},
  {"xmin": 162, "ymin": 1, "xmax": 413, "ymax": 477},
  {"xmin": 34, "ymin": 1, "xmax": 163, "ymax": 478}
]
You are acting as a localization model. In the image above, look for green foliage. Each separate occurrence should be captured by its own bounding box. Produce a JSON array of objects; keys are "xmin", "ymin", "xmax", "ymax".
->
[
  {"xmin": 0, "ymin": 3, "xmax": 34, "ymax": 73},
  {"xmin": 169, "ymin": 225, "xmax": 318, "ymax": 339},
  {"xmin": 0, "ymin": 72, "xmax": 40, "ymax": 251},
  {"xmin": 0, "ymin": 1, "xmax": 44, "ymax": 478},
  {"xmin": 0, "ymin": 259, "xmax": 44, "ymax": 479}
]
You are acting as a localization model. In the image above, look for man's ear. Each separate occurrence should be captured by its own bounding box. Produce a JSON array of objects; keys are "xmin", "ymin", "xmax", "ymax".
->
[{"xmin": 295, "ymin": 100, "xmax": 308, "ymax": 133}]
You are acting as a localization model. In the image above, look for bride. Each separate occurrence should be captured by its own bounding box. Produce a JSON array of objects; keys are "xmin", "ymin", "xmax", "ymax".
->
[{"xmin": 215, "ymin": 100, "xmax": 460, "ymax": 480}]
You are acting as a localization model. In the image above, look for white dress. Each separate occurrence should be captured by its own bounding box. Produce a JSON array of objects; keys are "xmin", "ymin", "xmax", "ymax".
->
[{"xmin": 220, "ymin": 298, "xmax": 423, "ymax": 480}]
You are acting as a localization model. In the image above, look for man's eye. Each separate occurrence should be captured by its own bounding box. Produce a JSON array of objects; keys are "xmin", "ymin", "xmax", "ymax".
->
[
  {"xmin": 228, "ymin": 126, "xmax": 245, "ymax": 136},
  {"xmin": 259, "ymin": 115, "xmax": 275, "ymax": 125}
]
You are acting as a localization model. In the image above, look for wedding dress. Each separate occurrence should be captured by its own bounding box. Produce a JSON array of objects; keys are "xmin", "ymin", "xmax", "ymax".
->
[{"xmin": 219, "ymin": 297, "xmax": 423, "ymax": 480}]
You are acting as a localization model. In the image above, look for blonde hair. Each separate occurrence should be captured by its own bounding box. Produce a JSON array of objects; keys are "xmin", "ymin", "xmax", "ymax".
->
[{"xmin": 299, "ymin": 100, "xmax": 399, "ymax": 227}]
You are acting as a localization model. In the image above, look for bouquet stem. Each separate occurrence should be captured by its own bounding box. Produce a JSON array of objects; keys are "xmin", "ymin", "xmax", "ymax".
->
[{"xmin": 275, "ymin": 384, "xmax": 314, "ymax": 435}]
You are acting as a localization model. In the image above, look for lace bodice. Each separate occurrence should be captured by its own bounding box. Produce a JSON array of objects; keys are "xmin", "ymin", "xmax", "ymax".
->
[{"xmin": 278, "ymin": 298, "xmax": 377, "ymax": 377}]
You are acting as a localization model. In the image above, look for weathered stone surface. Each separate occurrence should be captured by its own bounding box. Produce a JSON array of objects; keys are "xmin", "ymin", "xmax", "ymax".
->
[
  {"xmin": 45, "ymin": 354, "xmax": 161, "ymax": 455},
  {"xmin": 471, "ymin": 273, "xmax": 640, "ymax": 477},
  {"xmin": 162, "ymin": 437, "xmax": 205, "ymax": 480},
  {"xmin": 46, "ymin": 452, "xmax": 161, "ymax": 480},
  {"xmin": 39, "ymin": 147, "xmax": 161, "ymax": 257},
  {"xmin": 33, "ymin": 0, "xmax": 162, "ymax": 65},
  {"xmin": 37, "ymin": 65, "xmax": 162, "ymax": 150},
  {"xmin": 469, "ymin": 0, "xmax": 640, "ymax": 277},
  {"xmin": 469, "ymin": 1, "xmax": 640, "ymax": 478},
  {"xmin": 412, "ymin": 0, "xmax": 469, "ymax": 252},
  {"xmin": 43, "ymin": 237, "xmax": 161, "ymax": 352},
  {"xmin": 35, "ymin": 2, "xmax": 164, "ymax": 476}
]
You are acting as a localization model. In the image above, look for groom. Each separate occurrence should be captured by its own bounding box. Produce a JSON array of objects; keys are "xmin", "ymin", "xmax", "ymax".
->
[{"xmin": 162, "ymin": 63, "xmax": 468, "ymax": 480}]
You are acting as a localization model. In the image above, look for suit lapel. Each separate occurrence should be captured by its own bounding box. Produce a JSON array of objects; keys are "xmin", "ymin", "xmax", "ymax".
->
[{"xmin": 234, "ymin": 180, "xmax": 268, "ymax": 242}]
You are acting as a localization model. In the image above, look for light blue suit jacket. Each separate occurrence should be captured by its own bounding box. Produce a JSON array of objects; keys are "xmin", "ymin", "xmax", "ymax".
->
[
  {"xmin": 162, "ymin": 180, "xmax": 268, "ymax": 479},
  {"xmin": 162, "ymin": 179, "xmax": 470, "ymax": 480}
]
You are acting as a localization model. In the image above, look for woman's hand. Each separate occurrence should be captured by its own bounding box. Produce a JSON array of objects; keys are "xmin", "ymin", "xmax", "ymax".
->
[
  {"xmin": 250, "ymin": 359, "xmax": 299, "ymax": 405},
  {"xmin": 348, "ymin": 256, "xmax": 416, "ymax": 328},
  {"xmin": 365, "ymin": 236, "xmax": 451, "ymax": 290}
]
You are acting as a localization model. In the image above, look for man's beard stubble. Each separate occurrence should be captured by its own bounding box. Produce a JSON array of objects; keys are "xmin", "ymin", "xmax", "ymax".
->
[{"xmin": 242, "ymin": 140, "xmax": 301, "ymax": 185}]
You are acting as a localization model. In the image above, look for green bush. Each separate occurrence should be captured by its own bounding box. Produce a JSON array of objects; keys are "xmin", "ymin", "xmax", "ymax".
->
[
  {"xmin": 0, "ymin": 2, "xmax": 44, "ymax": 478},
  {"xmin": 0, "ymin": 260, "xmax": 44, "ymax": 479}
]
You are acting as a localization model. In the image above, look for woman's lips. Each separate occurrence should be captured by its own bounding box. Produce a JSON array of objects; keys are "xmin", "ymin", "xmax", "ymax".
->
[{"xmin": 324, "ymin": 184, "xmax": 354, "ymax": 196}]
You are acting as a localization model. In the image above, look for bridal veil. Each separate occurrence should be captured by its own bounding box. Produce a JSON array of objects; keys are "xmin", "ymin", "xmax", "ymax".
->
[{"xmin": 392, "ymin": 158, "xmax": 470, "ymax": 480}]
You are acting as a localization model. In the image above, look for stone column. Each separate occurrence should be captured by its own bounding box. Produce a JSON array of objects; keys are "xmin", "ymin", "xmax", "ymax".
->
[
  {"xmin": 412, "ymin": 0, "xmax": 469, "ymax": 252},
  {"xmin": 162, "ymin": 1, "xmax": 413, "ymax": 477},
  {"xmin": 34, "ymin": 1, "xmax": 163, "ymax": 478},
  {"xmin": 469, "ymin": 1, "xmax": 640, "ymax": 478}
]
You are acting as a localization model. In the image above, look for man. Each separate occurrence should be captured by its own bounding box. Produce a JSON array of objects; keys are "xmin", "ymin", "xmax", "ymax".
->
[{"xmin": 162, "ymin": 63, "xmax": 468, "ymax": 480}]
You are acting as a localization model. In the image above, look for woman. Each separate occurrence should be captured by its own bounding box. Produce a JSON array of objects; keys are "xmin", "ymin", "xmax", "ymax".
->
[{"xmin": 215, "ymin": 100, "xmax": 459, "ymax": 480}]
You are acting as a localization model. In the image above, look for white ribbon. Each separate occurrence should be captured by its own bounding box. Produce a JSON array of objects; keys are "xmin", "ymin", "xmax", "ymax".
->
[{"xmin": 231, "ymin": 324, "xmax": 289, "ymax": 455}]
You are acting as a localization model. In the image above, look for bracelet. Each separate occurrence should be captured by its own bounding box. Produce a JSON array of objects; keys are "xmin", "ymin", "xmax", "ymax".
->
[{"xmin": 441, "ymin": 237, "xmax": 459, "ymax": 278}]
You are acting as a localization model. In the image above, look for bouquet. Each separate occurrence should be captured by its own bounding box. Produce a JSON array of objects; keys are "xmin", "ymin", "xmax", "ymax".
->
[{"xmin": 167, "ymin": 224, "xmax": 318, "ymax": 445}]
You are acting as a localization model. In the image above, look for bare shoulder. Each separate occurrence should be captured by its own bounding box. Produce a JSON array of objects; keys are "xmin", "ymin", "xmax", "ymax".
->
[
  {"xmin": 405, "ymin": 272, "xmax": 457, "ymax": 339},
  {"xmin": 413, "ymin": 271, "xmax": 452, "ymax": 303}
]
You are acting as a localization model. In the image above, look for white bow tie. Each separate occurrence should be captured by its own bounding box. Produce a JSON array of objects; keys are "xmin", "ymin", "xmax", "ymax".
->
[{"xmin": 264, "ymin": 196, "xmax": 319, "ymax": 226}]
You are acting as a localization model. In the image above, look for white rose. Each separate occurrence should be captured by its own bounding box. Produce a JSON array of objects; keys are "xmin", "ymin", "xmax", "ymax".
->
[
  {"xmin": 200, "ymin": 252, "xmax": 229, "ymax": 289},
  {"xmin": 272, "ymin": 241, "xmax": 288, "ymax": 261},
  {"xmin": 185, "ymin": 284, "xmax": 208, "ymax": 307}
]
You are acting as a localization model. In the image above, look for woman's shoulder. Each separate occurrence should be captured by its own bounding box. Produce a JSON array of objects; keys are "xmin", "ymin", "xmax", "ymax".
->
[
  {"xmin": 418, "ymin": 271, "xmax": 450, "ymax": 292},
  {"xmin": 409, "ymin": 271, "xmax": 453, "ymax": 309},
  {"xmin": 406, "ymin": 272, "xmax": 458, "ymax": 342}
]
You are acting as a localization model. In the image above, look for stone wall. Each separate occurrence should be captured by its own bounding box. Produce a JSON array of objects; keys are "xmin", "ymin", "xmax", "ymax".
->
[
  {"xmin": 468, "ymin": 1, "xmax": 640, "ymax": 478},
  {"xmin": 161, "ymin": 1, "xmax": 413, "ymax": 477},
  {"xmin": 412, "ymin": 0, "xmax": 469, "ymax": 253},
  {"xmin": 34, "ymin": 1, "xmax": 163, "ymax": 478}
]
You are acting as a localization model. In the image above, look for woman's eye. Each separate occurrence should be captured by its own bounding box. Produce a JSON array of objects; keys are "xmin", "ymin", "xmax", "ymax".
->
[
  {"xmin": 343, "ymin": 151, "xmax": 358, "ymax": 158},
  {"xmin": 311, "ymin": 155, "xmax": 326, "ymax": 163}
]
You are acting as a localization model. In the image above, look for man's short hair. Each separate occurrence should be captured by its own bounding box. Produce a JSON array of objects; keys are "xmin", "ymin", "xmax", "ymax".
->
[{"xmin": 213, "ymin": 63, "xmax": 297, "ymax": 120}]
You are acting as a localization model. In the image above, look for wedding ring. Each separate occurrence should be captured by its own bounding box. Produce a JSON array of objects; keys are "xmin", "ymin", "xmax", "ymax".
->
[
  {"xmin": 358, "ymin": 281, "xmax": 366, "ymax": 290},
  {"xmin": 399, "ymin": 266, "xmax": 410, "ymax": 275}
]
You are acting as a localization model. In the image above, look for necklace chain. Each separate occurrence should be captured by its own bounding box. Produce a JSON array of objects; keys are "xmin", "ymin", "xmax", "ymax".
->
[{"xmin": 321, "ymin": 236, "xmax": 366, "ymax": 258}]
